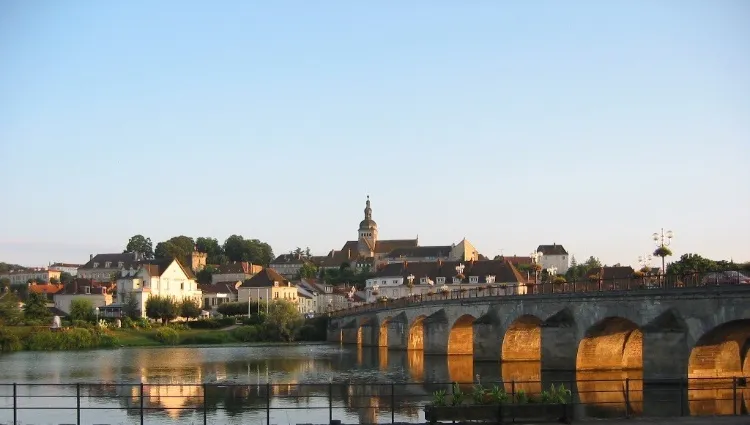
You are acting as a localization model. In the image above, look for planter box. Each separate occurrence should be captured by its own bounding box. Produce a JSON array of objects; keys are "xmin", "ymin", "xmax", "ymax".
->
[{"xmin": 424, "ymin": 403, "xmax": 571, "ymax": 424}]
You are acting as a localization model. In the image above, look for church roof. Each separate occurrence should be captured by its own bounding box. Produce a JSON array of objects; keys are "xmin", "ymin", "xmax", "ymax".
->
[
  {"xmin": 374, "ymin": 239, "xmax": 418, "ymax": 254},
  {"xmin": 385, "ymin": 246, "xmax": 453, "ymax": 259}
]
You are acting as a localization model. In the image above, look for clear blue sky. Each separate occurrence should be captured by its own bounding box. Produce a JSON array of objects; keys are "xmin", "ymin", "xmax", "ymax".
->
[{"xmin": 1, "ymin": 1, "xmax": 748, "ymax": 267}]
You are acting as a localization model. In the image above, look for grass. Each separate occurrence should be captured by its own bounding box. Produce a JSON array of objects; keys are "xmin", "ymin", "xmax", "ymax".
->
[{"xmin": 113, "ymin": 327, "xmax": 239, "ymax": 347}]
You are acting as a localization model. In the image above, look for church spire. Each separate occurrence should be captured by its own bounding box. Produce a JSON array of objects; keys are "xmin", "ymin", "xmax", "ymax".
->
[{"xmin": 364, "ymin": 195, "xmax": 372, "ymax": 220}]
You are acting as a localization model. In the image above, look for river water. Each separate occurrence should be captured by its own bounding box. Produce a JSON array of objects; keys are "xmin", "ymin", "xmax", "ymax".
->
[{"xmin": 0, "ymin": 344, "xmax": 744, "ymax": 424}]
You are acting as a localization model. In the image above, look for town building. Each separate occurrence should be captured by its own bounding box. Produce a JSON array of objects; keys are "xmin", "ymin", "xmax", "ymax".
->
[
  {"xmin": 238, "ymin": 268, "xmax": 297, "ymax": 304},
  {"xmin": 269, "ymin": 254, "xmax": 311, "ymax": 279},
  {"xmin": 0, "ymin": 268, "xmax": 62, "ymax": 285},
  {"xmin": 297, "ymin": 286, "xmax": 316, "ymax": 315},
  {"xmin": 49, "ymin": 263, "xmax": 83, "ymax": 276},
  {"xmin": 297, "ymin": 278, "xmax": 349, "ymax": 313},
  {"xmin": 53, "ymin": 279, "xmax": 115, "ymax": 315},
  {"xmin": 111, "ymin": 258, "xmax": 202, "ymax": 318},
  {"xmin": 211, "ymin": 261, "xmax": 262, "ymax": 284},
  {"xmin": 78, "ymin": 253, "xmax": 144, "ymax": 283},
  {"xmin": 364, "ymin": 259, "xmax": 526, "ymax": 302},
  {"xmin": 198, "ymin": 282, "xmax": 239, "ymax": 311},
  {"xmin": 29, "ymin": 282, "xmax": 65, "ymax": 301},
  {"xmin": 536, "ymin": 244, "xmax": 570, "ymax": 274}
]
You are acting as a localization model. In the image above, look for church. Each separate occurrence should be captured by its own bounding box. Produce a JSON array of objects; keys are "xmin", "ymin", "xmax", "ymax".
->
[{"xmin": 310, "ymin": 196, "xmax": 480, "ymax": 270}]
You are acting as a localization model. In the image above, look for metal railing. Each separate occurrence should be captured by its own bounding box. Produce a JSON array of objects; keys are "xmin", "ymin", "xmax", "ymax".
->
[
  {"xmin": 0, "ymin": 377, "xmax": 748, "ymax": 424},
  {"xmin": 329, "ymin": 270, "xmax": 750, "ymax": 317}
]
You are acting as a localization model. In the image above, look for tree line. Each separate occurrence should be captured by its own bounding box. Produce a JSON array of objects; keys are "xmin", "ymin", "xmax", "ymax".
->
[{"xmin": 124, "ymin": 234, "xmax": 274, "ymax": 267}]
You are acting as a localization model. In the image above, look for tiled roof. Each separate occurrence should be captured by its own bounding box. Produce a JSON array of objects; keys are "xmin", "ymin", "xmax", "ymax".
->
[
  {"xmin": 140, "ymin": 258, "xmax": 195, "ymax": 280},
  {"xmin": 373, "ymin": 260, "xmax": 524, "ymax": 284},
  {"xmin": 214, "ymin": 261, "xmax": 260, "ymax": 275},
  {"xmin": 58, "ymin": 279, "xmax": 113, "ymax": 295},
  {"xmin": 50, "ymin": 263, "xmax": 83, "ymax": 268},
  {"xmin": 239, "ymin": 268, "xmax": 290, "ymax": 288},
  {"xmin": 198, "ymin": 283, "xmax": 238, "ymax": 294},
  {"xmin": 374, "ymin": 239, "xmax": 418, "ymax": 254},
  {"xmin": 597, "ymin": 266, "xmax": 635, "ymax": 280},
  {"xmin": 29, "ymin": 283, "xmax": 64, "ymax": 295},
  {"xmin": 499, "ymin": 256, "xmax": 533, "ymax": 265},
  {"xmin": 270, "ymin": 254, "xmax": 307, "ymax": 265},
  {"xmin": 79, "ymin": 253, "xmax": 142, "ymax": 270},
  {"xmin": 297, "ymin": 286, "xmax": 314, "ymax": 299},
  {"xmin": 385, "ymin": 246, "xmax": 452, "ymax": 259},
  {"xmin": 536, "ymin": 244, "xmax": 568, "ymax": 256}
]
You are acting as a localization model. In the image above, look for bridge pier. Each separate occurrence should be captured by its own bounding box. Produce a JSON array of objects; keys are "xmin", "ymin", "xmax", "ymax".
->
[
  {"xmin": 424, "ymin": 312, "xmax": 450, "ymax": 355},
  {"xmin": 326, "ymin": 328, "xmax": 341, "ymax": 343},
  {"xmin": 342, "ymin": 321, "xmax": 359, "ymax": 344},
  {"xmin": 642, "ymin": 330, "xmax": 688, "ymax": 381},
  {"xmin": 360, "ymin": 323, "xmax": 377, "ymax": 346},
  {"xmin": 541, "ymin": 324, "xmax": 577, "ymax": 370},
  {"xmin": 387, "ymin": 319, "xmax": 409, "ymax": 350},
  {"xmin": 474, "ymin": 321, "xmax": 503, "ymax": 361}
]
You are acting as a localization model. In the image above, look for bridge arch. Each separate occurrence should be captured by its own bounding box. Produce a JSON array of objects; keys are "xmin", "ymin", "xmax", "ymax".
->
[
  {"xmin": 577, "ymin": 316, "xmax": 643, "ymax": 371},
  {"xmin": 687, "ymin": 319, "xmax": 750, "ymax": 415},
  {"xmin": 378, "ymin": 316, "xmax": 392, "ymax": 347},
  {"xmin": 408, "ymin": 315, "xmax": 427, "ymax": 350},
  {"xmin": 357, "ymin": 317, "xmax": 375, "ymax": 346},
  {"xmin": 502, "ymin": 314, "xmax": 542, "ymax": 361},
  {"xmin": 448, "ymin": 314, "xmax": 476, "ymax": 355}
]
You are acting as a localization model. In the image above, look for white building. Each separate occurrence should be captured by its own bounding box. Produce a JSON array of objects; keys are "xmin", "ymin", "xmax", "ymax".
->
[
  {"xmin": 298, "ymin": 278, "xmax": 349, "ymax": 313},
  {"xmin": 49, "ymin": 263, "xmax": 83, "ymax": 277},
  {"xmin": 79, "ymin": 252, "xmax": 144, "ymax": 283},
  {"xmin": 114, "ymin": 258, "xmax": 202, "ymax": 318},
  {"xmin": 535, "ymin": 244, "xmax": 570, "ymax": 274},
  {"xmin": 297, "ymin": 286, "xmax": 316, "ymax": 315},
  {"xmin": 364, "ymin": 260, "xmax": 527, "ymax": 302},
  {"xmin": 53, "ymin": 280, "xmax": 114, "ymax": 315}
]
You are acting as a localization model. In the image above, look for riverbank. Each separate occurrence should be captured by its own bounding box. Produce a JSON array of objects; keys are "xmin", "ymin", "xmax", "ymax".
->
[{"xmin": 0, "ymin": 321, "xmax": 327, "ymax": 352}]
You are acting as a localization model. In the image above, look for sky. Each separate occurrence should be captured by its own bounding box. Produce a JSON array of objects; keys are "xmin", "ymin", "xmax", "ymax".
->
[{"xmin": 1, "ymin": 1, "xmax": 748, "ymax": 268}]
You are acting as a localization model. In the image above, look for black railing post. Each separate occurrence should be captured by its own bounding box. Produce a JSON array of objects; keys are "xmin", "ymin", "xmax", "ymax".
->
[
  {"xmin": 391, "ymin": 382, "xmax": 395, "ymax": 423},
  {"xmin": 76, "ymin": 383, "xmax": 81, "ymax": 425},
  {"xmin": 266, "ymin": 383, "xmax": 271, "ymax": 424},
  {"xmin": 140, "ymin": 383, "xmax": 145, "ymax": 425},
  {"xmin": 732, "ymin": 377, "xmax": 737, "ymax": 415},
  {"xmin": 12, "ymin": 383, "xmax": 17, "ymax": 425},
  {"xmin": 624, "ymin": 378, "xmax": 630, "ymax": 418},
  {"xmin": 328, "ymin": 382, "xmax": 333, "ymax": 424},
  {"xmin": 203, "ymin": 383, "xmax": 208, "ymax": 425}
]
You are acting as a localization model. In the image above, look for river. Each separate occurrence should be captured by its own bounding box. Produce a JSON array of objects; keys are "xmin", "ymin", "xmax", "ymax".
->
[{"xmin": 0, "ymin": 344, "xmax": 744, "ymax": 424}]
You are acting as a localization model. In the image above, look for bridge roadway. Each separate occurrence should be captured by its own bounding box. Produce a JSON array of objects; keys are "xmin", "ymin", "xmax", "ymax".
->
[{"xmin": 327, "ymin": 283, "xmax": 750, "ymax": 384}]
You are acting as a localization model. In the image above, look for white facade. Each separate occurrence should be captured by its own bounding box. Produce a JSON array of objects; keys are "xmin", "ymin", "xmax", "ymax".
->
[
  {"xmin": 54, "ymin": 291, "xmax": 112, "ymax": 315},
  {"xmin": 49, "ymin": 264, "xmax": 81, "ymax": 277},
  {"xmin": 539, "ymin": 254, "xmax": 569, "ymax": 274},
  {"xmin": 116, "ymin": 260, "xmax": 202, "ymax": 318}
]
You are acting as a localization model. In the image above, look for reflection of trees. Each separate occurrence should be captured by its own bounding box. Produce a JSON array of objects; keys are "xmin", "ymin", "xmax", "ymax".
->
[{"xmin": 576, "ymin": 370, "xmax": 643, "ymax": 417}]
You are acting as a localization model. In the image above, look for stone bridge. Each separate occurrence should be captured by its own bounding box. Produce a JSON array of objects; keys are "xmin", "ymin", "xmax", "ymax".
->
[{"xmin": 327, "ymin": 285, "xmax": 750, "ymax": 382}]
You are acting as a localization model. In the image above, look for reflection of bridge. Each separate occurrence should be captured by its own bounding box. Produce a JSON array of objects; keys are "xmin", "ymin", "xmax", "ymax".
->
[{"xmin": 328, "ymin": 282, "xmax": 750, "ymax": 396}]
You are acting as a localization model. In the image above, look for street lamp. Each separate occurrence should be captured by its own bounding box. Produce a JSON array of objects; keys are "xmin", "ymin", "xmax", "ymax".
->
[
  {"xmin": 406, "ymin": 274, "xmax": 415, "ymax": 295},
  {"xmin": 638, "ymin": 254, "xmax": 653, "ymax": 271},
  {"xmin": 652, "ymin": 228, "xmax": 674, "ymax": 275},
  {"xmin": 372, "ymin": 284, "xmax": 380, "ymax": 300},
  {"xmin": 95, "ymin": 307, "xmax": 100, "ymax": 322}
]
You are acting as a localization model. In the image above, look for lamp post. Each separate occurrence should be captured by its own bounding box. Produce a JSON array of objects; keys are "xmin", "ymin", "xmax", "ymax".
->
[
  {"xmin": 372, "ymin": 284, "xmax": 380, "ymax": 301},
  {"xmin": 652, "ymin": 228, "xmax": 674, "ymax": 275},
  {"xmin": 638, "ymin": 254, "xmax": 653, "ymax": 271},
  {"xmin": 530, "ymin": 251, "xmax": 543, "ymax": 284},
  {"xmin": 95, "ymin": 306, "xmax": 100, "ymax": 323}
]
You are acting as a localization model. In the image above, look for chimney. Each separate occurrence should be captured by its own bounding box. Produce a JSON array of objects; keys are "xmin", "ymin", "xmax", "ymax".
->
[{"xmin": 90, "ymin": 254, "xmax": 93, "ymax": 261}]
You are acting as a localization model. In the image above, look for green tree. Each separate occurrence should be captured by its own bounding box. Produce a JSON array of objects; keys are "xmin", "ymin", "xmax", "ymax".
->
[
  {"xmin": 223, "ymin": 235, "xmax": 274, "ymax": 266},
  {"xmin": 196, "ymin": 237, "xmax": 227, "ymax": 264},
  {"xmin": 23, "ymin": 292, "xmax": 51, "ymax": 321},
  {"xmin": 154, "ymin": 236, "xmax": 195, "ymax": 260},
  {"xmin": 180, "ymin": 298, "xmax": 202, "ymax": 320},
  {"xmin": 124, "ymin": 234, "xmax": 154, "ymax": 259},
  {"xmin": 0, "ymin": 277, "xmax": 10, "ymax": 292},
  {"xmin": 264, "ymin": 300, "xmax": 303, "ymax": 342},
  {"xmin": 666, "ymin": 253, "xmax": 726, "ymax": 277},
  {"xmin": 304, "ymin": 247, "xmax": 312, "ymax": 258},
  {"xmin": 122, "ymin": 292, "xmax": 140, "ymax": 319},
  {"xmin": 0, "ymin": 291, "xmax": 21, "ymax": 325},
  {"xmin": 59, "ymin": 272, "xmax": 74, "ymax": 285},
  {"xmin": 70, "ymin": 299, "xmax": 96, "ymax": 322},
  {"xmin": 217, "ymin": 301, "xmax": 250, "ymax": 317},
  {"xmin": 50, "ymin": 276, "xmax": 60, "ymax": 284},
  {"xmin": 297, "ymin": 262, "xmax": 318, "ymax": 279},
  {"xmin": 145, "ymin": 295, "xmax": 180, "ymax": 323},
  {"xmin": 195, "ymin": 265, "xmax": 218, "ymax": 285}
]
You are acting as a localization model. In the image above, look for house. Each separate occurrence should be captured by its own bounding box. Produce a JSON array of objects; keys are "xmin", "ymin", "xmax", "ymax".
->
[
  {"xmin": 298, "ymin": 278, "xmax": 348, "ymax": 313},
  {"xmin": 536, "ymin": 244, "xmax": 570, "ymax": 274},
  {"xmin": 78, "ymin": 252, "xmax": 145, "ymax": 283},
  {"xmin": 48, "ymin": 263, "xmax": 83, "ymax": 276},
  {"xmin": 270, "ymin": 254, "xmax": 311, "ymax": 279},
  {"xmin": 238, "ymin": 268, "xmax": 297, "ymax": 304},
  {"xmin": 198, "ymin": 282, "xmax": 240, "ymax": 311},
  {"xmin": 211, "ymin": 261, "xmax": 262, "ymax": 284},
  {"xmin": 112, "ymin": 258, "xmax": 202, "ymax": 318},
  {"xmin": 297, "ymin": 286, "xmax": 316, "ymax": 315},
  {"xmin": 586, "ymin": 266, "xmax": 636, "ymax": 290},
  {"xmin": 53, "ymin": 279, "xmax": 115, "ymax": 315},
  {"xmin": 365, "ymin": 259, "xmax": 526, "ymax": 302},
  {"xmin": 0, "ymin": 268, "xmax": 62, "ymax": 285},
  {"xmin": 383, "ymin": 240, "xmax": 481, "ymax": 264}
]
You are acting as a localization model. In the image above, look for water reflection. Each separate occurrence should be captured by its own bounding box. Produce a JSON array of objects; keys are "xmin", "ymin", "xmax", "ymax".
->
[{"xmin": 0, "ymin": 345, "xmax": 743, "ymax": 424}]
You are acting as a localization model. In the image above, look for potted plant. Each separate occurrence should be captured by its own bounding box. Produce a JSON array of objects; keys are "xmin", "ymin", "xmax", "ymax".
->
[{"xmin": 424, "ymin": 383, "xmax": 572, "ymax": 425}]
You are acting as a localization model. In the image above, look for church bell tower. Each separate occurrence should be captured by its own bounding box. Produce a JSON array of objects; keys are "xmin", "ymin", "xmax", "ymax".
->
[{"xmin": 357, "ymin": 195, "xmax": 378, "ymax": 257}]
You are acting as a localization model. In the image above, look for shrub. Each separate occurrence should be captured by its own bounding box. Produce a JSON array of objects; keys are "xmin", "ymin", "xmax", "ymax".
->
[
  {"xmin": 230, "ymin": 325, "xmax": 259, "ymax": 342},
  {"xmin": 0, "ymin": 328, "xmax": 22, "ymax": 352},
  {"xmin": 154, "ymin": 327, "xmax": 179, "ymax": 345},
  {"xmin": 217, "ymin": 317, "xmax": 236, "ymax": 327},
  {"xmin": 136, "ymin": 318, "xmax": 151, "ymax": 329},
  {"xmin": 121, "ymin": 317, "xmax": 136, "ymax": 329},
  {"xmin": 168, "ymin": 323, "xmax": 189, "ymax": 331},
  {"xmin": 186, "ymin": 319, "xmax": 222, "ymax": 329}
]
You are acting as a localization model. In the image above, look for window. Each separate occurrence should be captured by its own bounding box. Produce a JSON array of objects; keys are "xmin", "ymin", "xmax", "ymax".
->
[
  {"xmin": 486, "ymin": 275, "xmax": 496, "ymax": 284},
  {"xmin": 437, "ymin": 277, "xmax": 446, "ymax": 284},
  {"xmin": 469, "ymin": 276, "xmax": 479, "ymax": 283},
  {"xmin": 93, "ymin": 263, "xmax": 99, "ymax": 268},
  {"xmin": 105, "ymin": 262, "xmax": 111, "ymax": 268},
  {"xmin": 392, "ymin": 280, "xmax": 399, "ymax": 284},
  {"xmin": 180, "ymin": 283, "xmax": 184, "ymax": 290},
  {"xmin": 452, "ymin": 277, "xmax": 461, "ymax": 284},
  {"xmin": 118, "ymin": 262, "xmax": 124, "ymax": 268},
  {"xmin": 381, "ymin": 280, "xmax": 386, "ymax": 285},
  {"xmin": 84, "ymin": 286, "xmax": 91, "ymax": 294},
  {"xmin": 420, "ymin": 277, "xmax": 427, "ymax": 284}
]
